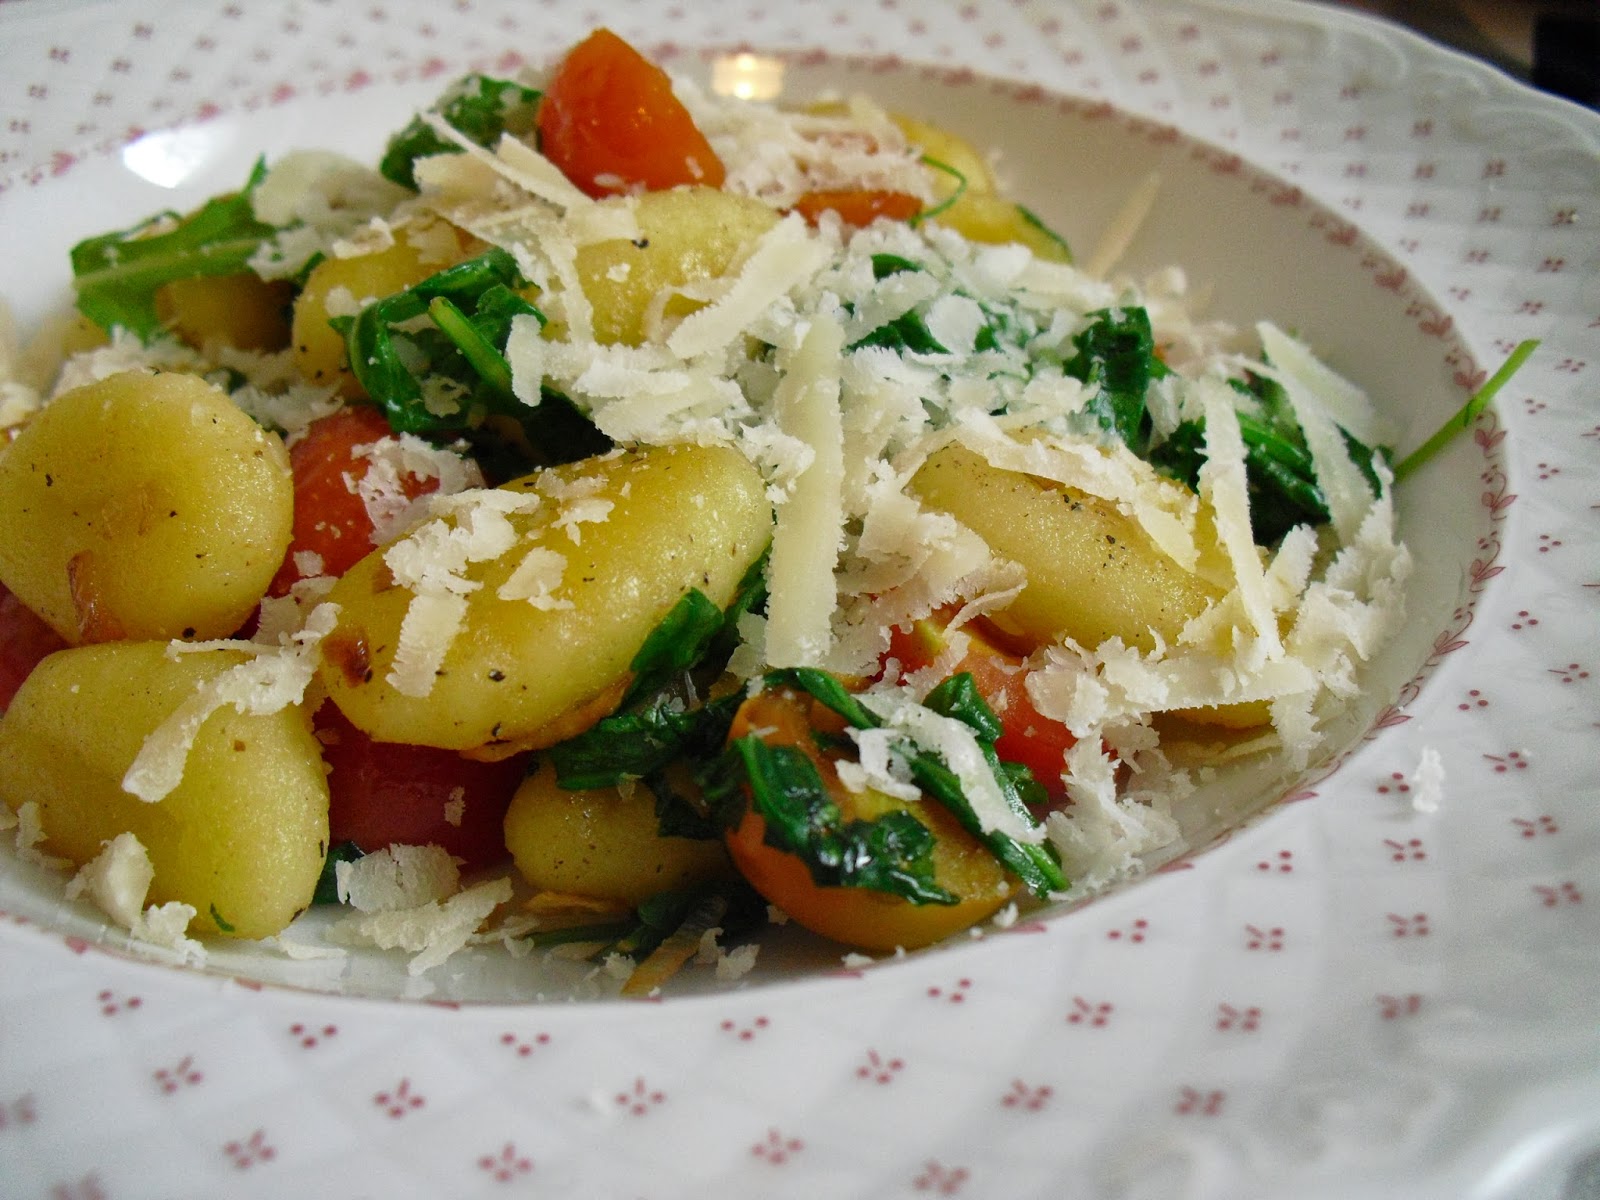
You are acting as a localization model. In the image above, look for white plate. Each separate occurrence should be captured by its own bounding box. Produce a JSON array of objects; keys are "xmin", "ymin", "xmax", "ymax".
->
[{"xmin": 2, "ymin": 1, "xmax": 1598, "ymax": 1196}]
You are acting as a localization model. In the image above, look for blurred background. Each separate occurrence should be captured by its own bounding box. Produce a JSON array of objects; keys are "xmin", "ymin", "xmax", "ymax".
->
[{"xmin": 1337, "ymin": 0, "xmax": 1600, "ymax": 106}]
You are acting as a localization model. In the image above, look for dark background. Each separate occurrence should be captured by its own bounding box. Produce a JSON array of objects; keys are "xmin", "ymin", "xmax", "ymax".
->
[{"xmin": 1340, "ymin": 0, "xmax": 1599, "ymax": 106}]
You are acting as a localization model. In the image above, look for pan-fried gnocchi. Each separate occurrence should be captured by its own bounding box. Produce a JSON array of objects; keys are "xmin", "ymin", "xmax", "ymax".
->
[
  {"xmin": 0, "ymin": 28, "xmax": 1409, "ymax": 974},
  {"xmin": 0, "ymin": 370, "xmax": 293, "ymax": 644},
  {"xmin": 319, "ymin": 441, "xmax": 772, "ymax": 752},
  {"xmin": 504, "ymin": 761, "xmax": 736, "ymax": 906},
  {"xmin": 0, "ymin": 641, "xmax": 328, "ymax": 939},
  {"xmin": 910, "ymin": 443, "xmax": 1221, "ymax": 655}
]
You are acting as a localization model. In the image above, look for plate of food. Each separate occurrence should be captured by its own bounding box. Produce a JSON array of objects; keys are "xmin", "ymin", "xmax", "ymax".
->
[{"xmin": 1, "ymin": 1, "xmax": 1596, "ymax": 1197}]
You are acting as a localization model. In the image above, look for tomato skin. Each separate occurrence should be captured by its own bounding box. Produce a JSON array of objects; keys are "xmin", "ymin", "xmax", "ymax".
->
[
  {"xmin": 315, "ymin": 702, "xmax": 529, "ymax": 869},
  {"xmin": 721, "ymin": 687, "xmax": 1012, "ymax": 952},
  {"xmin": 269, "ymin": 406, "xmax": 439, "ymax": 597},
  {"xmin": 0, "ymin": 582, "xmax": 69, "ymax": 711},
  {"xmin": 789, "ymin": 189, "xmax": 922, "ymax": 228},
  {"xmin": 886, "ymin": 613, "xmax": 1076, "ymax": 802},
  {"xmin": 537, "ymin": 28, "xmax": 725, "ymax": 199}
]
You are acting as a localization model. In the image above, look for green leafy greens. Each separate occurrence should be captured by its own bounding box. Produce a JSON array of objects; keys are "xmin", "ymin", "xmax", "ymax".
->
[
  {"xmin": 546, "ymin": 561, "xmax": 769, "ymax": 836},
  {"xmin": 69, "ymin": 158, "xmax": 278, "ymax": 339},
  {"xmin": 311, "ymin": 841, "xmax": 365, "ymax": 906},
  {"xmin": 709, "ymin": 735, "xmax": 958, "ymax": 904},
  {"xmin": 379, "ymin": 74, "xmax": 543, "ymax": 190},
  {"xmin": 698, "ymin": 667, "xmax": 1066, "ymax": 903},
  {"xmin": 333, "ymin": 246, "xmax": 608, "ymax": 470},
  {"xmin": 1065, "ymin": 306, "xmax": 1165, "ymax": 455},
  {"xmin": 775, "ymin": 667, "xmax": 1066, "ymax": 898},
  {"xmin": 1148, "ymin": 371, "xmax": 1389, "ymax": 545}
]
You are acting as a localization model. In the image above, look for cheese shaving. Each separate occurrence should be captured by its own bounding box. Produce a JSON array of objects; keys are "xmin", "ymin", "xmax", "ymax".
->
[
  {"xmin": 860, "ymin": 689, "xmax": 1043, "ymax": 845},
  {"xmin": 763, "ymin": 312, "xmax": 846, "ymax": 668},
  {"xmin": 64, "ymin": 833, "xmax": 206, "ymax": 960},
  {"xmin": 1197, "ymin": 376, "xmax": 1282, "ymax": 664},
  {"xmin": 666, "ymin": 214, "xmax": 831, "ymax": 359},
  {"xmin": 122, "ymin": 604, "xmax": 341, "ymax": 803},
  {"xmin": 497, "ymin": 545, "xmax": 574, "ymax": 609},
  {"xmin": 336, "ymin": 843, "xmax": 461, "ymax": 911},
  {"xmin": 330, "ymin": 875, "xmax": 513, "ymax": 976}
]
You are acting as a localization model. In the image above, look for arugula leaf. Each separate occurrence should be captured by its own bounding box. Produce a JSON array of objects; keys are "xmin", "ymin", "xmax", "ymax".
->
[
  {"xmin": 763, "ymin": 666, "xmax": 881, "ymax": 730},
  {"xmin": 646, "ymin": 771, "xmax": 725, "ymax": 842},
  {"xmin": 1150, "ymin": 370, "xmax": 1394, "ymax": 545},
  {"xmin": 519, "ymin": 879, "xmax": 767, "ymax": 983},
  {"xmin": 915, "ymin": 674, "xmax": 1066, "ymax": 896},
  {"xmin": 605, "ymin": 887, "xmax": 722, "ymax": 963},
  {"xmin": 546, "ymin": 561, "xmax": 769, "ymax": 840},
  {"xmin": 911, "ymin": 155, "xmax": 969, "ymax": 226},
  {"xmin": 762, "ymin": 667, "xmax": 1066, "ymax": 898},
  {"xmin": 380, "ymin": 74, "xmax": 542, "ymax": 190},
  {"xmin": 715, "ymin": 736, "xmax": 957, "ymax": 905},
  {"xmin": 336, "ymin": 246, "xmax": 530, "ymax": 431},
  {"xmin": 1152, "ymin": 409, "xmax": 1327, "ymax": 545},
  {"xmin": 335, "ymin": 246, "xmax": 609, "ymax": 469},
  {"xmin": 920, "ymin": 671, "xmax": 1003, "ymax": 742},
  {"xmin": 548, "ymin": 691, "xmax": 742, "ymax": 792},
  {"xmin": 906, "ymin": 738, "xmax": 1064, "ymax": 897},
  {"xmin": 704, "ymin": 549, "xmax": 770, "ymax": 667},
  {"xmin": 619, "ymin": 549, "xmax": 769, "ymax": 710},
  {"xmin": 849, "ymin": 310, "xmax": 949, "ymax": 356},
  {"xmin": 311, "ymin": 841, "xmax": 365, "ymax": 906},
  {"xmin": 620, "ymin": 590, "xmax": 726, "ymax": 709},
  {"xmin": 1015, "ymin": 203, "xmax": 1073, "ymax": 263},
  {"xmin": 870, "ymin": 252, "xmax": 923, "ymax": 280},
  {"xmin": 1064, "ymin": 306, "xmax": 1165, "ymax": 455},
  {"xmin": 70, "ymin": 157, "xmax": 277, "ymax": 339}
]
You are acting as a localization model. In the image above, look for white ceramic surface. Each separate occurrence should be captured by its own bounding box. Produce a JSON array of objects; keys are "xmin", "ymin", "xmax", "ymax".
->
[{"xmin": 1, "ymin": 1, "xmax": 1597, "ymax": 1197}]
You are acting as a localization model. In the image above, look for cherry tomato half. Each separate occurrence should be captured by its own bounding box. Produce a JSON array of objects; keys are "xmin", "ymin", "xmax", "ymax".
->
[
  {"xmin": 0, "ymin": 582, "xmax": 68, "ymax": 711},
  {"xmin": 315, "ymin": 701, "xmax": 529, "ymax": 870},
  {"xmin": 886, "ymin": 610, "xmax": 1077, "ymax": 802},
  {"xmin": 537, "ymin": 28, "xmax": 725, "ymax": 199},
  {"xmin": 269, "ymin": 406, "xmax": 441, "ymax": 597},
  {"xmin": 788, "ymin": 189, "xmax": 923, "ymax": 228},
  {"xmin": 722, "ymin": 686, "xmax": 1012, "ymax": 952}
]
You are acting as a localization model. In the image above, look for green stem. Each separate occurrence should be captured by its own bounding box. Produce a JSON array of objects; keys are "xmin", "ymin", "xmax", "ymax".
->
[
  {"xmin": 1393, "ymin": 339, "xmax": 1539, "ymax": 483},
  {"xmin": 911, "ymin": 155, "xmax": 968, "ymax": 225},
  {"xmin": 427, "ymin": 294, "xmax": 516, "ymax": 400}
]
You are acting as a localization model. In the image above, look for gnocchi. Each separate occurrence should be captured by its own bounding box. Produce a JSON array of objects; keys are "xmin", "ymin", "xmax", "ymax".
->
[
  {"xmin": 318, "ymin": 441, "xmax": 773, "ymax": 752},
  {"xmin": 910, "ymin": 443, "xmax": 1221, "ymax": 654},
  {"xmin": 575, "ymin": 187, "xmax": 780, "ymax": 346},
  {"xmin": 0, "ymin": 370, "xmax": 293, "ymax": 644},
  {"xmin": 0, "ymin": 641, "xmax": 329, "ymax": 939},
  {"xmin": 504, "ymin": 761, "xmax": 735, "ymax": 906}
]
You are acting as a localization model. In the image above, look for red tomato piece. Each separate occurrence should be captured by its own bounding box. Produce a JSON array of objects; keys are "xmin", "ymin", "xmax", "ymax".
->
[
  {"xmin": 789, "ymin": 189, "xmax": 923, "ymax": 228},
  {"xmin": 0, "ymin": 582, "xmax": 69, "ymax": 711},
  {"xmin": 314, "ymin": 702, "xmax": 529, "ymax": 870},
  {"xmin": 536, "ymin": 28, "xmax": 725, "ymax": 199},
  {"xmin": 886, "ymin": 610, "xmax": 1077, "ymax": 802},
  {"xmin": 269, "ymin": 406, "xmax": 440, "ymax": 597},
  {"xmin": 722, "ymin": 685, "xmax": 1012, "ymax": 951}
]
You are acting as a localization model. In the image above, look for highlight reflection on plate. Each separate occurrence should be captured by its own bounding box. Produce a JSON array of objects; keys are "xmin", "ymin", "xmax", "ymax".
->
[{"xmin": 1, "ymin": 3, "xmax": 1597, "ymax": 1197}]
